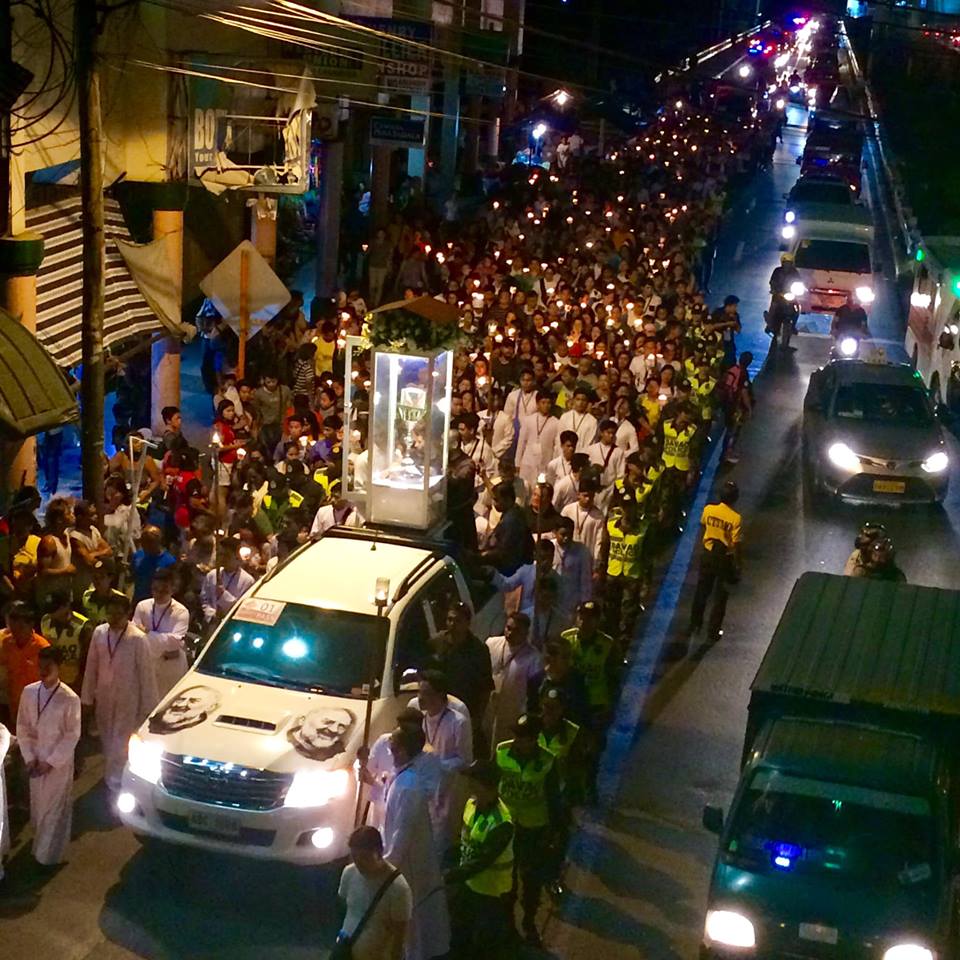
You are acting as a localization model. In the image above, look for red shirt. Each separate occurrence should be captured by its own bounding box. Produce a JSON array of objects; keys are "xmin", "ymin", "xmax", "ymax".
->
[{"xmin": 214, "ymin": 421, "xmax": 238, "ymax": 464}]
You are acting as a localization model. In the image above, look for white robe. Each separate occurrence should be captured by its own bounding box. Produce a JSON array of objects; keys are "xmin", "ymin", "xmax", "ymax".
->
[
  {"xmin": 81, "ymin": 622, "xmax": 159, "ymax": 792},
  {"xmin": 545, "ymin": 453, "xmax": 574, "ymax": 490},
  {"xmin": 0, "ymin": 723, "xmax": 10, "ymax": 878},
  {"xmin": 516, "ymin": 414, "xmax": 560, "ymax": 490},
  {"xmin": 383, "ymin": 755, "xmax": 451, "ymax": 960},
  {"xmin": 16, "ymin": 681, "xmax": 81, "ymax": 864},
  {"xmin": 133, "ymin": 598, "xmax": 190, "ymax": 698},
  {"xmin": 486, "ymin": 636, "xmax": 543, "ymax": 747},
  {"xmin": 490, "ymin": 410, "xmax": 515, "ymax": 460},
  {"xmin": 309, "ymin": 502, "xmax": 366, "ymax": 539},
  {"xmin": 561, "ymin": 501, "xmax": 605, "ymax": 565},
  {"xmin": 554, "ymin": 410, "xmax": 598, "ymax": 455},
  {"xmin": 200, "ymin": 567, "xmax": 256, "ymax": 624}
]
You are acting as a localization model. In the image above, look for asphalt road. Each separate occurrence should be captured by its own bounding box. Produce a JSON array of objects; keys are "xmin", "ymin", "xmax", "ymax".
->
[{"xmin": 544, "ymin": 81, "xmax": 960, "ymax": 960}]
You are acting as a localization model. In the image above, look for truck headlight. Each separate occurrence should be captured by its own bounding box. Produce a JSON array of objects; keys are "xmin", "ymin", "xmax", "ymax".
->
[
  {"xmin": 784, "ymin": 209, "xmax": 796, "ymax": 223},
  {"xmin": 127, "ymin": 734, "xmax": 163, "ymax": 784},
  {"xmin": 284, "ymin": 768, "xmax": 351, "ymax": 809},
  {"xmin": 790, "ymin": 280, "xmax": 806, "ymax": 296},
  {"xmin": 828, "ymin": 442, "xmax": 861, "ymax": 472},
  {"xmin": 855, "ymin": 285, "xmax": 875, "ymax": 304},
  {"xmin": 838, "ymin": 336, "xmax": 859, "ymax": 357},
  {"xmin": 883, "ymin": 946, "xmax": 934, "ymax": 960},
  {"xmin": 922, "ymin": 451, "xmax": 949, "ymax": 474},
  {"xmin": 704, "ymin": 910, "xmax": 756, "ymax": 949},
  {"xmin": 781, "ymin": 225, "xmax": 796, "ymax": 240}
]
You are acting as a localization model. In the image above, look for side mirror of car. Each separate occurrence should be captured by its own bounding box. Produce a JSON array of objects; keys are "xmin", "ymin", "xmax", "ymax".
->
[
  {"xmin": 703, "ymin": 805, "xmax": 724, "ymax": 834},
  {"xmin": 795, "ymin": 156, "xmax": 802, "ymax": 165},
  {"xmin": 395, "ymin": 667, "xmax": 420, "ymax": 694}
]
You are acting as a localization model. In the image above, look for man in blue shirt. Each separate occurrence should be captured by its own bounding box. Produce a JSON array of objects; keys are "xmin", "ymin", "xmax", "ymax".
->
[{"xmin": 130, "ymin": 524, "xmax": 176, "ymax": 602}]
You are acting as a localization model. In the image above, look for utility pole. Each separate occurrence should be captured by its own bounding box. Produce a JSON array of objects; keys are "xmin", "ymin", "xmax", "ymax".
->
[{"xmin": 76, "ymin": 0, "xmax": 106, "ymax": 508}]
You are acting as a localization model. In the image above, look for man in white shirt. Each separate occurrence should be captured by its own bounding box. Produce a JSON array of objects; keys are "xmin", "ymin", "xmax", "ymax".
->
[
  {"xmin": 613, "ymin": 395, "xmax": 640, "ymax": 456},
  {"xmin": 504, "ymin": 367, "xmax": 539, "ymax": 431},
  {"xmin": 310, "ymin": 497, "xmax": 366, "ymax": 538},
  {"xmin": 587, "ymin": 419, "xmax": 627, "ymax": 510},
  {"xmin": 488, "ymin": 391, "xmax": 515, "ymax": 460},
  {"xmin": 515, "ymin": 391, "xmax": 560, "ymax": 490},
  {"xmin": 551, "ymin": 516, "xmax": 594, "ymax": 618},
  {"xmin": 554, "ymin": 387, "xmax": 598, "ymax": 456},
  {"xmin": 553, "ymin": 452, "xmax": 589, "ymax": 513},
  {"xmin": 546, "ymin": 430, "xmax": 577, "ymax": 489},
  {"xmin": 414, "ymin": 671, "xmax": 472, "ymax": 849},
  {"xmin": 201, "ymin": 539, "xmax": 256, "ymax": 624},
  {"xmin": 485, "ymin": 613, "xmax": 543, "ymax": 748},
  {"xmin": 456, "ymin": 413, "xmax": 495, "ymax": 490},
  {"xmin": 132, "ymin": 568, "xmax": 190, "ymax": 698},
  {"xmin": 560, "ymin": 483, "xmax": 604, "ymax": 569},
  {"xmin": 16, "ymin": 647, "xmax": 81, "ymax": 866}
]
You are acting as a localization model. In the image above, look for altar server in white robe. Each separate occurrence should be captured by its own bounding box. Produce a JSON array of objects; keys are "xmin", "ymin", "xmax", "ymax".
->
[
  {"xmin": 132, "ymin": 567, "xmax": 190, "ymax": 698},
  {"xmin": 81, "ymin": 592, "xmax": 158, "ymax": 792},
  {"xmin": 16, "ymin": 647, "xmax": 81, "ymax": 865}
]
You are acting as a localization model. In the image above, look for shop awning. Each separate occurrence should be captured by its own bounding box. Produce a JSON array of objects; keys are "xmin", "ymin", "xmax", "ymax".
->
[
  {"xmin": 26, "ymin": 197, "xmax": 181, "ymax": 367},
  {"xmin": 0, "ymin": 308, "xmax": 79, "ymax": 440}
]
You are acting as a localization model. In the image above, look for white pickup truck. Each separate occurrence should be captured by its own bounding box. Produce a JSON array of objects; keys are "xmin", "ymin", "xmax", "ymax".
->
[{"xmin": 788, "ymin": 228, "xmax": 876, "ymax": 316}]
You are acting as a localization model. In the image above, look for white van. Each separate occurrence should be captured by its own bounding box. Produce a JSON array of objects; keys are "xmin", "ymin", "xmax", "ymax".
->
[
  {"xmin": 789, "ymin": 229, "xmax": 876, "ymax": 315},
  {"xmin": 118, "ymin": 528, "xmax": 501, "ymax": 862}
]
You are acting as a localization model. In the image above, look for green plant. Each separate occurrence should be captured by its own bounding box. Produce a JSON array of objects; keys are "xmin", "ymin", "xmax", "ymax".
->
[{"xmin": 367, "ymin": 308, "xmax": 464, "ymax": 352}]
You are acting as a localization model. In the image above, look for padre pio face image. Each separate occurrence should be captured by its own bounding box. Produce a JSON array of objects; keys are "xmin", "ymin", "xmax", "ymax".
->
[
  {"xmin": 288, "ymin": 707, "xmax": 355, "ymax": 761},
  {"xmin": 148, "ymin": 686, "xmax": 221, "ymax": 734}
]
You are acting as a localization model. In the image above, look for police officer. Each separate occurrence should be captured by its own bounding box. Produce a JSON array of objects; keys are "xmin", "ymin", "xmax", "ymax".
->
[
  {"xmin": 446, "ymin": 759, "xmax": 515, "ymax": 958},
  {"xmin": 687, "ymin": 480, "xmax": 742, "ymax": 642},
  {"xmin": 40, "ymin": 592, "xmax": 90, "ymax": 691},
  {"xmin": 495, "ymin": 714, "xmax": 562, "ymax": 947},
  {"xmin": 659, "ymin": 407, "xmax": 697, "ymax": 520},
  {"xmin": 602, "ymin": 494, "xmax": 649, "ymax": 647},
  {"xmin": 561, "ymin": 601, "xmax": 620, "ymax": 730}
]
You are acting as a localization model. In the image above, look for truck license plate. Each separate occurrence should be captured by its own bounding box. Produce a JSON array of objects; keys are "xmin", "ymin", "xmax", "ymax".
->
[
  {"xmin": 188, "ymin": 810, "xmax": 241, "ymax": 838},
  {"xmin": 799, "ymin": 923, "xmax": 838, "ymax": 944},
  {"xmin": 873, "ymin": 479, "xmax": 906, "ymax": 494}
]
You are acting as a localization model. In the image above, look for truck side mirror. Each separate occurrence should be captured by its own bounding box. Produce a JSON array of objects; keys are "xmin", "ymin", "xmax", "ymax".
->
[
  {"xmin": 702, "ymin": 805, "xmax": 724, "ymax": 834},
  {"xmin": 395, "ymin": 666, "xmax": 420, "ymax": 694}
]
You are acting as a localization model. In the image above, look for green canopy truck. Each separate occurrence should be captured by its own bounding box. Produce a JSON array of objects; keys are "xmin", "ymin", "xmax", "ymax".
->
[{"xmin": 702, "ymin": 572, "xmax": 960, "ymax": 960}]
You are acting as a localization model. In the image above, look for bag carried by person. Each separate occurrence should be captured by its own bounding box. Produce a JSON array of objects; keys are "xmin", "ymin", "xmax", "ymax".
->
[{"xmin": 330, "ymin": 868, "xmax": 401, "ymax": 960}]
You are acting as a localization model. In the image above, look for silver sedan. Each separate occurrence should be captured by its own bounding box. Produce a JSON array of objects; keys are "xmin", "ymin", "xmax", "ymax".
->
[{"xmin": 802, "ymin": 359, "xmax": 950, "ymax": 504}]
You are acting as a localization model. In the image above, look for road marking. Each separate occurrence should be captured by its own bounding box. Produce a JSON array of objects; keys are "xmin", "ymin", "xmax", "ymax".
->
[{"xmin": 733, "ymin": 241, "xmax": 745, "ymax": 263}]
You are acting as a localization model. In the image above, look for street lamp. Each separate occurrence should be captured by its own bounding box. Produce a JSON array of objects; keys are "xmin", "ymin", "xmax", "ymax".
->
[{"xmin": 355, "ymin": 576, "xmax": 390, "ymax": 826}]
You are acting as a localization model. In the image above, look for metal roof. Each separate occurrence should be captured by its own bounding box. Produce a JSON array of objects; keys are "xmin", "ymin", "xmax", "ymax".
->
[
  {"xmin": 0, "ymin": 308, "xmax": 78, "ymax": 440},
  {"xmin": 752, "ymin": 572, "xmax": 960, "ymax": 717},
  {"xmin": 757, "ymin": 717, "xmax": 938, "ymax": 796}
]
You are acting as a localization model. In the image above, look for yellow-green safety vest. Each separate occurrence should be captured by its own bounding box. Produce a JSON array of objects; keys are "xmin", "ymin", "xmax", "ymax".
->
[
  {"xmin": 689, "ymin": 376, "xmax": 717, "ymax": 420},
  {"xmin": 460, "ymin": 797, "xmax": 514, "ymax": 896},
  {"xmin": 606, "ymin": 518, "xmax": 646, "ymax": 579},
  {"xmin": 661, "ymin": 420, "xmax": 695, "ymax": 472},
  {"xmin": 539, "ymin": 718, "xmax": 580, "ymax": 766},
  {"xmin": 561, "ymin": 626, "xmax": 615, "ymax": 709},
  {"xmin": 40, "ymin": 611, "xmax": 87, "ymax": 686},
  {"xmin": 496, "ymin": 741, "xmax": 555, "ymax": 828}
]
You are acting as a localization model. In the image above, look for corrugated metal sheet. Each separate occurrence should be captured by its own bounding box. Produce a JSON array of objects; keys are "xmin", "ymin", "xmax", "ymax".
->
[
  {"xmin": 0, "ymin": 308, "xmax": 79, "ymax": 439},
  {"xmin": 752, "ymin": 572, "xmax": 960, "ymax": 716}
]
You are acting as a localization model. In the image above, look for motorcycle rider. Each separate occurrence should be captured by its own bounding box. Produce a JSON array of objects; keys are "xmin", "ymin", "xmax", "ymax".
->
[
  {"xmin": 767, "ymin": 254, "xmax": 801, "ymax": 350},
  {"xmin": 831, "ymin": 292, "xmax": 870, "ymax": 340},
  {"xmin": 864, "ymin": 537, "xmax": 906, "ymax": 582},
  {"xmin": 843, "ymin": 522, "xmax": 886, "ymax": 577}
]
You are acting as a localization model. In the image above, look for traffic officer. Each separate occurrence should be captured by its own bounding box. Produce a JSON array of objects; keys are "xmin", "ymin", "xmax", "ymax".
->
[
  {"xmin": 659, "ymin": 407, "xmax": 697, "ymax": 519},
  {"xmin": 602, "ymin": 494, "xmax": 649, "ymax": 647},
  {"xmin": 687, "ymin": 480, "xmax": 742, "ymax": 642},
  {"xmin": 495, "ymin": 714, "xmax": 562, "ymax": 947},
  {"xmin": 446, "ymin": 759, "xmax": 515, "ymax": 958},
  {"xmin": 561, "ymin": 601, "xmax": 620, "ymax": 730},
  {"xmin": 39, "ymin": 592, "xmax": 90, "ymax": 691},
  {"xmin": 538, "ymin": 687, "xmax": 583, "ymax": 899},
  {"xmin": 688, "ymin": 358, "xmax": 718, "ymax": 435}
]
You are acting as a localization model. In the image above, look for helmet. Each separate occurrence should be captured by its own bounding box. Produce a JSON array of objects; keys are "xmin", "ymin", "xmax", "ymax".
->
[
  {"xmin": 855, "ymin": 521, "xmax": 885, "ymax": 550},
  {"xmin": 780, "ymin": 252, "xmax": 794, "ymax": 264},
  {"xmin": 870, "ymin": 537, "xmax": 896, "ymax": 565},
  {"xmin": 721, "ymin": 479, "xmax": 740, "ymax": 505}
]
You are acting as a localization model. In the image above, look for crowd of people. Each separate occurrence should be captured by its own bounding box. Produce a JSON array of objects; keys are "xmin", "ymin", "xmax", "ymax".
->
[{"xmin": 0, "ymin": 81, "xmax": 784, "ymax": 957}]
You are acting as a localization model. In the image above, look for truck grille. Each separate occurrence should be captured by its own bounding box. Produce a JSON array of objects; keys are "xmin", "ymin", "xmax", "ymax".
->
[{"xmin": 160, "ymin": 753, "xmax": 292, "ymax": 811}]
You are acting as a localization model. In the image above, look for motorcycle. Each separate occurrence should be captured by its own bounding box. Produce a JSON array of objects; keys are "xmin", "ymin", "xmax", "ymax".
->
[{"xmin": 765, "ymin": 292, "xmax": 800, "ymax": 350}]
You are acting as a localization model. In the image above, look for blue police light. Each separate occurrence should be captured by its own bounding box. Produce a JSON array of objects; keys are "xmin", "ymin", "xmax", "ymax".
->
[{"xmin": 771, "ymin": 841, "xmax": 802, "ymax": 870}]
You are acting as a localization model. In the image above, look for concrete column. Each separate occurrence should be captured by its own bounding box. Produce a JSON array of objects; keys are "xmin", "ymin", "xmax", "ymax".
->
[
  {"xmin": 440, "ymin": 56, "xmax": 461, "ymax": 197},
  {"xmin": 313, "ymin": 139, "xmax": 344, "ymax": 313},
  {"xmin": 0, "ymin": 232, "xmax": 45, "ymax": 497},
  {"xmin": 407, "ymin": 94, "xmax": 430, "ymax": 180},
  {"xmin": 151, "ymin": 206, "xmax": 184, "ymax": 430}
]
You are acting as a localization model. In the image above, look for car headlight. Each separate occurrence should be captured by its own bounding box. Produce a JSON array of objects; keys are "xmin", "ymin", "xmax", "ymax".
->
[
  {"xmin": 883, "ymin": 946, "xmax": 934, "ymax": 960},
  {"xmin": 784, "ymin": 209, "xmax": 796, "ymax": 223},
  {"xmin": 127, "ymin": 734, "xmax": 163, "ymax": 784},
  {"xmin": 284, "ymin": 768, "xmax": 351, "ymax": 809},
  {"xmin": 781, "ymin": 225, "xmax": 796, "ymax": 240},
  {"xmin": 855, "ymin": 285, "xmax": 875, "ymax": 304},
  {"xmin": 704, "ymin": 910, "xmax": 756, "ymax": 949},
  {"xmin": 828, "ymin": 441, "xmax": 861, "ymax": 472},
  {"xmin": 922, "ymin": 451, "xmax": 949, "ymax": 474}
]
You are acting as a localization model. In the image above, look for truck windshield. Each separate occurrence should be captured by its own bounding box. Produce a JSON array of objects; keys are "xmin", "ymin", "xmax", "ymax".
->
[
  {"xmin": 794, "ymin": 239, "xmax": 871, "ymax": 274},
  {"xmin": 724, "ymin": 769, "xmax": 936, "ymax": 888},
  {"xmin": 832, "ymin": 383, "xmax": 934, "ymax": 425},
  {"xmin": 197, "ymin": 603, "xmax": 388, "ymax": 697},
  {"xmin": 789, "ymin": 182, "xmax": 853, "ymax": 206}
]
